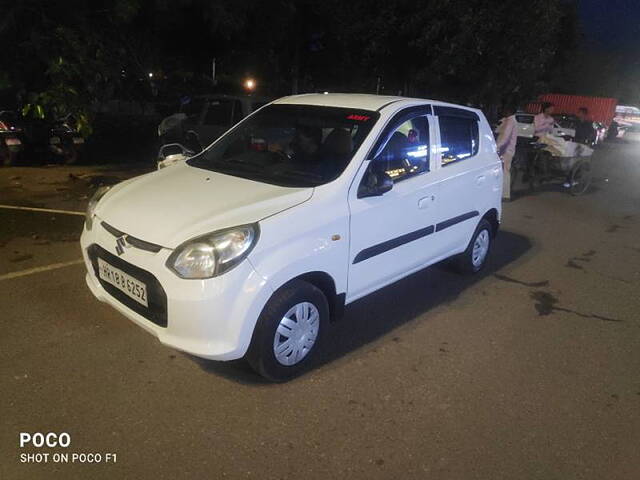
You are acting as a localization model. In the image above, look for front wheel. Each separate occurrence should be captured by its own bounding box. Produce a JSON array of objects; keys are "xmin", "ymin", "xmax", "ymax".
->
[
  {"xmin": 570, "ymin": 161, "xmax": 592, "ymax": 196},
  {"xmin": 246, "ymin": 280, "xmax": 328, "ymax": 381},
  {"xmin": 62, "ymin": 146, "xmax": 79, "ymax": 164},
  {"xmin": 453, "ymin": 219, "xmax": 493, "ymax": 274}
]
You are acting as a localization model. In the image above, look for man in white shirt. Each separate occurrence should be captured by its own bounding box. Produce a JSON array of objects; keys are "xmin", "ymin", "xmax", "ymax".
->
[
  {"xmin": 534, "ymin": 102, "xmax": 555, "ymax": 136},
  {"xmin": 496, "ymin": 106, "xmax": 518, "ymax": 201}
]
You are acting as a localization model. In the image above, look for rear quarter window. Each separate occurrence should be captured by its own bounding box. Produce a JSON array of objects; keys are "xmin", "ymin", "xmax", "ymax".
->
[{"xmin": 439, "ymin": 116, "xmax": 479, "ymax": 166}]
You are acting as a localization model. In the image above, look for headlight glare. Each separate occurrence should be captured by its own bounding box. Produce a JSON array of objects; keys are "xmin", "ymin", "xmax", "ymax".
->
[
  {"xmin": 168, "ymin": 225, "xmax": 258, "ymax": 279},
  {"xmin": 85, "ymin": 186, "xmax": 111, "ymax": 230}
]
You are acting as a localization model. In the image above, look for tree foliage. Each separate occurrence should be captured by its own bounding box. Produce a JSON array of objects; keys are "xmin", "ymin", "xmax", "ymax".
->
[{"xmin": 0, "ymin": 0, "xmax": 584, "ymax": 130}]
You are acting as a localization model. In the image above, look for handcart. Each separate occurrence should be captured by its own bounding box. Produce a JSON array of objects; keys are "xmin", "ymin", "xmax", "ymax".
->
[{"xmin": 510, "ymin": 139, "xmax": 593, "ymax": 196}]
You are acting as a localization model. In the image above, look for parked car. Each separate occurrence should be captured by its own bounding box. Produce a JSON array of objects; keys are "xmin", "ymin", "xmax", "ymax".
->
[
  {"xmin": 157, "ymin": 94, "xmax": 271, "ymax": 156},
  {"xmin": 494, "ymin": 112, "xmax": 575, "ymax": 141},
  {"xmin": 0, "ymin": 111, "xmax": 24, "ymax": 165},
  {"xmin": 623, "ymin": 123, "xmax": 640, "ymax": 143},
  {"xmin": 82, "ymin": 94, "xmax": 502, "ymax": 381}
]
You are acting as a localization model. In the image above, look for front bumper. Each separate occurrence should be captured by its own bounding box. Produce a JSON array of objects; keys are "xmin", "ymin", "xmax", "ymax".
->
[{"xmin": 80, "ymin": 219, "xmax": 274, "ymax": 361}]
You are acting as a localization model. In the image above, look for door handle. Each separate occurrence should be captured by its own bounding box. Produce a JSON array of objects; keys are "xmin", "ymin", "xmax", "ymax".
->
[
  {"xmin": 418, "ymin": 195, "xmax": 435, "ymax": 209},
  {"xmin": 475, "ymin": 175, "xmax": 486, "ymax": 186}
]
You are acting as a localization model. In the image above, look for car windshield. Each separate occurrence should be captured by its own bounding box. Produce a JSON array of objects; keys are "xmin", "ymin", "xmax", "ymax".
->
[{"xmin": 188, "ymin": 104, "xmax": 379, "ymax": 187}]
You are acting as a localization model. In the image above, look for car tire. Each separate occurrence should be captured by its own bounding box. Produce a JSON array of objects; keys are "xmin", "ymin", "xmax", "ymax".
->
[
  {"xmin": 453, "ymin": 219, "xmax": 493, "ymax": 274},
  {"xmin": 246, "ymin": 280, "xmax": 328, "ymax": 382}
]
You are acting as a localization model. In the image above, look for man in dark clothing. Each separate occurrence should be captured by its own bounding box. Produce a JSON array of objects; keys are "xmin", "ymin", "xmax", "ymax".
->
[{"xmin": 574, "ymin": 107, "xmax": 595, "ymax": 145}]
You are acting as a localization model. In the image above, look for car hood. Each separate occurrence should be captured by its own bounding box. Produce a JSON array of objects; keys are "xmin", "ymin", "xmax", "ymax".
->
[{"xmin": 95, "ymin": 164, "xmax": 313, "ymax": 248}]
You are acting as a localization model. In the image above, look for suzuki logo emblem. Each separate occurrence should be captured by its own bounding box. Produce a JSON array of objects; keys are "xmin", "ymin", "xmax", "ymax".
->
[{"xmin": 115, "ymin": 236, "xmax": 127, "ymax": 256}]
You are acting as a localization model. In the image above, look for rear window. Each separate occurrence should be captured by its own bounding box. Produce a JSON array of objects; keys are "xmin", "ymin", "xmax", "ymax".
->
[
  {"xmin": 515, "ymin": 115, "xmax": 534, "ymax": 124},
  {"xmin": 180, "ymin": 99, "xmax": 204, "ymax": 118},
  {"xmin": 204, "ymin": 100, "xmax": 242, "ymax": 127},
  {"xmin": 439, "ymin": 116, "xmax": 479, "ymax": 165}
]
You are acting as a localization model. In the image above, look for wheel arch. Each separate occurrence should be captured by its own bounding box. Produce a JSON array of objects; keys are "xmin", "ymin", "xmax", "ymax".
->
[
  {"xmin": 481, "ymin": 208, "xmax": 500, "ymax": 237},
  {"xmin": 274, "ymin": 271, "xmax": 345, "ymax": 322}
]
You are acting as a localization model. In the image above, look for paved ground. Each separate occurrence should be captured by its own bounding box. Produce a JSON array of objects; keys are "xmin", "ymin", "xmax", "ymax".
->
[{"xmin": 1, "ymin": 143, "xmax": 639, "ymax": 479}]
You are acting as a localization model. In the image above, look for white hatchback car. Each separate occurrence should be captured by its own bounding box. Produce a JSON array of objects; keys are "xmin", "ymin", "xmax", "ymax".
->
[{"xmin": 81, "ymin": 94, "xmax": 502, "ymax": 380}]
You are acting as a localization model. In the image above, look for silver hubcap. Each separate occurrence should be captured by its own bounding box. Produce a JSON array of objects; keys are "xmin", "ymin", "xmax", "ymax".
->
[
  {"xmin": 472, "ymin": 229, "xmax": 490, "ymax": 268},
  {"xmin": 273, "ymin": 302, "xmax": 320, "ymax": 366}
]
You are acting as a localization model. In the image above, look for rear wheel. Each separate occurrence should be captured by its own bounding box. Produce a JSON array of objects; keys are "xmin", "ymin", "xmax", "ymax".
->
[
  {"xmin": 570, "ymin": 161, "xmax": 592, "ymax": 196},
  {"xmin": 246, "ymin": 280, "xmax": 328, "ymax": 382},
  {"xmin": 0, "ymin": 144, "xmax": 17, "ymax": 166}
]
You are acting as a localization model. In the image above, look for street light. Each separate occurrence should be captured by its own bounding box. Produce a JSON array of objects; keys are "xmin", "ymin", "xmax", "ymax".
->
[
  {"xmin": 148, "ymin": 72, "xmax": 153, "ymax": 78},
  {"xmin": 244, "ymin": 78, "xmax": 256, "ymax": 91}
]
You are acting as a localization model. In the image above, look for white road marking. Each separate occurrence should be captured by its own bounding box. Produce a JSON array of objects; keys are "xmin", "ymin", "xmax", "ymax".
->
[
  {"xmin": 0, "ymin": 204, "xmax": 85, "ymax": 216},
  {"xmin": 0, "ymin": 259, "xmax": 84, "ymax": 281}
]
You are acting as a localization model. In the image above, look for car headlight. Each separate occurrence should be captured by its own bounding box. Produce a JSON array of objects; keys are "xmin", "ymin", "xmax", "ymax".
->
[
  {"xmin": 85, "ymin": 186, "xmax": 111, "ymax": 231},
  {"xmin": 167, "ymin": 224, "xmax": 259, "ymax": 279}
]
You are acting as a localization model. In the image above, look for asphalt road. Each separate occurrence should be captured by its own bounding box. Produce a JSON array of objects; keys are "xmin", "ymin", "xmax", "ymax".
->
[{"xmin": 1, "ymin": 143, "xmax": 639, "ymax": 480}]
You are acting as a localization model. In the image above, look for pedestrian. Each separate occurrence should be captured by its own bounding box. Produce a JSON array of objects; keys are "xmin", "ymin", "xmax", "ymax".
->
[
  {"xmin": 574, "ymin": 107, "xmax": 595, "ymax": 145},
  {"xmin": 534, "ymin": 102, "xmax": 555, "ymax": 137},
  {"xmin": 496, "ymin": 104, "xmax": 518, "ymax": 201}
]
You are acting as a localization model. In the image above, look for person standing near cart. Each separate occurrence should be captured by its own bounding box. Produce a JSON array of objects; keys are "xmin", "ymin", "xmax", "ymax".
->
[
  {"xmin": 574, "ymin": 107, "xmax": 596, "ymax": 146},
  {"xmin": 534, "ymin": 102, "xmax": 555, "ymax": 136},
  {"xmin": 496, "ymin": 105, "xmax": 518, "ymax": 201}
]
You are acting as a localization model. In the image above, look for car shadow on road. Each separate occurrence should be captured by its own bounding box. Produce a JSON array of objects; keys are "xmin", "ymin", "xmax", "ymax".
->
[{"xmin": 193, "ymin": 230, "xmax": 532, "ymax": 384}]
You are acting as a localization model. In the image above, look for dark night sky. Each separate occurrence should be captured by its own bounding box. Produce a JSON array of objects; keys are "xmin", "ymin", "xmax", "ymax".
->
[{"xmin": 579, "ymin": 0, "xmax": 640, "ymax": 50}]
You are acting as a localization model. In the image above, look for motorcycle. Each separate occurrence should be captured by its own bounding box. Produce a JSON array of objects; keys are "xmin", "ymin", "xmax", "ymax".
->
[
  {"xmin": 48, "ymin": 114, "xmax": 85, "ymax": 164},
  {"xmin": 0, "ymin": 111, "xmax": 25, "ymax": 166}
]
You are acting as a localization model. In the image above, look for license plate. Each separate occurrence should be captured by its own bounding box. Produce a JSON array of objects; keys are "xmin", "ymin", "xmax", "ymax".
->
[
  {"xmin": 50, "ymin": 136, "xmax": 60, "ymax": 145},
  {"xmin": 73, "ymin": 137, "xmax": 84, "ymax": 144},
  {"xmin": 97, "ymin": 258, "xmax": 148, "ymax": 307},
  {"xmin": 5, "ymin": 138, "xmax": 21, "ymax": 146}
]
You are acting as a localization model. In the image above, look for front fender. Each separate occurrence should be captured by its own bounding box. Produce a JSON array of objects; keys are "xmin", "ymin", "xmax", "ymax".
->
[{"xmin": 248, "ymin": 197, "xmax": 349, "ymax": 298}]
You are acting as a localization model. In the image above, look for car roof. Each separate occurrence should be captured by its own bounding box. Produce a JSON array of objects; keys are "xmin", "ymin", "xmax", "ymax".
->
[{"xmin": 273, "ymin": 93, "xmax": 482, "ymax": 115}]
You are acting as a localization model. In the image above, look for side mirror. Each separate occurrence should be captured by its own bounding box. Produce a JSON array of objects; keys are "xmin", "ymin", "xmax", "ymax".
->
[
  {"xmin": 358, "ymin": 168, "xmax": 393, "ymax": 198},
  {"xmin": 157, "ymin": 143, "xmax": 194, "ymax": 170}
]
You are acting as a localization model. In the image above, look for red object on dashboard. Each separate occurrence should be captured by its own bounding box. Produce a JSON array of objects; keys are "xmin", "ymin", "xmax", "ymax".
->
[{"xmin": 346, "ymin": 114, "xmax": 370, "ymax": 122}]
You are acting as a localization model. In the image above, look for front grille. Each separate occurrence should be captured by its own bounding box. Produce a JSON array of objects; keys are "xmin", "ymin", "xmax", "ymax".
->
[
  {"xmin": 87, "ymin": 244, "xmax": 168, "ymax": 327},
  {"xmin": 101, "ymin": 221, "xmax": 162, "ymax": 253},
  {"xmin": 101, "ymin": 221, "xmax": 124, "ymax": 237}
]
